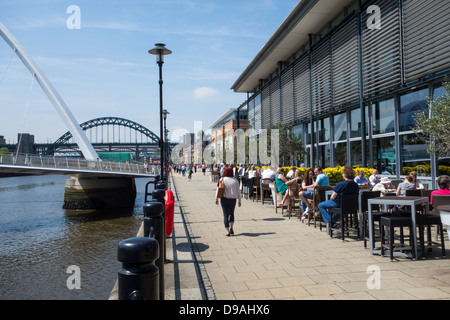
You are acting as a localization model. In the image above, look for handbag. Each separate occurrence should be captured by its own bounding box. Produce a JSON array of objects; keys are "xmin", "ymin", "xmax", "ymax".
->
[{"xmin": 217, "ymin": 179, "xmax": 225, "ymax": 199}]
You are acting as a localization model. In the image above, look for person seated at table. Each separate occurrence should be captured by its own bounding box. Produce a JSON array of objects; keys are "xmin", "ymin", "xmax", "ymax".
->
[
  {"xmin": 291, "ymin": 169, "xmax": 302, "ymax": 184},
  {"xmin": 286, "ymin": 169, "xmax": 302, "ymax": 186},
  {"xmin": 409, "ymin": 171, "xmax": 424, "ymax": 190},
  {"xmin": 299, "ymin": 169, "xmax": 315, "ymax": 220},
  {"xmin": 431, "ymin": 175, "xmax": 450, "ymax": 205},
  {"xmin": 369, "ymin": 169, "xmax": 382, "ymax": 186},
  {"xmin": 354, "ymin": 170, "xmax": 369, "ymax": 186},
  {"xmin": 396, "ymin": 175, "xmax": 416, "ymax": 196},
  {"xmin": 262, "ymin": 166, "xmax": 276, "ymax": 180},
  {"xmin": 318, "ymin": 166, "xmax": 359, "ymax": 229},
  {"xmin": 300, "ymin": 167, "xmax": 330, "ymax": 220},
  {"xmin": 284, "ymin": 169, "xmax": 303, "ymax": 189},
  {"xmin": 372, "ymin": 176, "xmax": 395, "ymax": 195},
  {"xmin": 315, "ymin": 166, "xmax": 330, "ymax": 186},
  {"xmin": 287, "ymin": 169, "xmax": 303, "ymax": 210},
  {"xmin": 286, "ymin": 166, "xmax": 296, "ymax": 179},
  {"xmin": 275, "ymin": 167, "xmax": 291, "ymax": 214}
]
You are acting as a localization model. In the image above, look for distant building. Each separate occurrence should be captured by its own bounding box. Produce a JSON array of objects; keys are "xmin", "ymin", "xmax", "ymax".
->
[
  {"xmin": 0, "ymin": 135, "xmax": 6, "ymax": 145},
  {"xmin": 182, "ymin": 133, "xmax": 195, "ymax": 146},
  {"xmin": 16, "ymin": 133, "xmax": 35, "ymax": 154},
  {"xmin": 209, "ymin": 108, "xmax": 248, "ymax": 164}
]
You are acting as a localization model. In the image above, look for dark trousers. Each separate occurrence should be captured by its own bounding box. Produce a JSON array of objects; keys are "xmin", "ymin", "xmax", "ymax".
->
[{"xmin": 220, "ymin": 198, "xmax": 236, "ymax": 228}]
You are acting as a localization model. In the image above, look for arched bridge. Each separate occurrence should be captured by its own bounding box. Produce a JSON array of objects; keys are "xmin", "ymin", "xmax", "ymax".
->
[{"xmin": 39, "ymin": 117, "xmax": 175, "ymax": 156}]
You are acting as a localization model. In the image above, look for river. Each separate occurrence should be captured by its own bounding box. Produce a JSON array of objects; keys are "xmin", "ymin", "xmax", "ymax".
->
[{"xmin": 0, "ymin": 174, "xmax": 153, "ymax": 300}]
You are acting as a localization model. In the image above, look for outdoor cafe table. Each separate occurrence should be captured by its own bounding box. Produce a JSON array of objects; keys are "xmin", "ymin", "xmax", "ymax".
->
[{"xmin": 367, "ymin": 196, "xmax": 430, "ymax": 260}]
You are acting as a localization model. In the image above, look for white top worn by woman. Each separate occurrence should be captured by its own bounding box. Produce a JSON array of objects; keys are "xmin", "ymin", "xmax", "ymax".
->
[
  {"xmin": 216, "ymin": 177, "xmax": 241, "ymax": 202},
  {"xmin": 247, "ymin": 170, "xmax": 257, "ymax": 178}
]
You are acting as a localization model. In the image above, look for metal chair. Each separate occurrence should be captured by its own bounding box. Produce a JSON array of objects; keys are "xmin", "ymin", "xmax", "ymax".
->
[
  {"xmin": 417, "ymin": 194, "xmax": 450, "ymax": 258},
  {"xmin": 329, "ymin": 193, "xmax": 360, "ymax": 241},
  {"xmin": 241, "ymin": 177, "xmax": 250, "ymax": 199},
  {"xmin": 212, "ymin": 171, "xmax": 218, "ymax": 183},
  {"xmin": 380, "ymin": 215, "xmax": 415, "ymax": 261},
  {"xmin": 405, "ymin": 189, "xmax": 422, "ymax": 197},
  {"xmin": 252, "ymin": 176, "xmax": 261, "ymax": 202},
  {"xmin": 287, "ymin": 183, "xmax": 301, "ymax": 219},
  {"xmin": 421, "ymin": 189, "xmax": 433, "ymax": 201},
  {"xmin": 308, "ymin": 185, "xmax": 333, "ymax": 230},
  {"xmin": 274, "ymin": 181, "xmax": 288, "ymax": 214},
  {"xmin": 260, "ymin": 178, "xmax": 273, "ymax": 205},
  {"xmin": 360, "ymin": 190, "xmax": 383, "ymax": 248}
]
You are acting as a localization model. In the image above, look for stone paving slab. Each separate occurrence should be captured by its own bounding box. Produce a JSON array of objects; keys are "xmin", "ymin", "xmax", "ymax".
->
[{"xmin": 170, "ymin": 171, "xmax": 450, "ymax": 300}]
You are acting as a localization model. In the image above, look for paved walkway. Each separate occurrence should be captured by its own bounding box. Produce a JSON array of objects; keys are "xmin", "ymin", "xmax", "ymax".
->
[{"xmin": 170, "ymin": 171, "xmax": 450, "ymax": 300}]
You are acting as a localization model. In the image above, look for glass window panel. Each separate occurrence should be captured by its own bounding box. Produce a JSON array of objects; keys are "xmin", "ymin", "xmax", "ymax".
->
[
  {"xmin": 306, "ymin": 122, "xmax": 312, "ymax": 145},
  {"xmin": 334, "ymin": 113, "xmax": 347, "ymax": 141},
  {"xmin": 433, "ymin": 85, "xmax": 445, "ymax": 99},
  {"xmin": 365, "ymin": 105, "xmax": 369, "ymax": 136},
  {"xmin": 247, "ymin": 99, "xmax": 255, "ymax": 130},
  {"xmin": 318, "ymin": 118, "xmax": 330, "ymax": 143},
  {"xmin": 305, "ymin": 146, "xmax": 311, "ymax": 167},
  {"xmin": 318, "ymin": 144, "xmax": 331, "ymax": 168},
  {"xmin": 334, "ymin": 142, "xmax": 347, "ymax": 166},
  {"xmin": 399, "ymin": 88, "xmax": 428, "ymax": 132},
  {"xmin": 438, "ymin": 157, "xmax": 450, "ymax": 177},
  {"xmin": 351, "ymin": 140, "xmax": 362, "ymax": 167},
  {"xmin": 372, "ymin": 98, "xmax": 395, "ymax": 135},
  {"xmin": 372, "ymin": 136, "xmax": 396, "ymax": 175},
  {"xmin": 400, "ymin": 133, "xmax": 430, "ymax": 175},
  {"xmin": 350, "ymin": 108, "xmax": 361, "ymax": 138},
  {"xmin": 293, "ymin": 124, "xmax": 303, "ymax": 142}
]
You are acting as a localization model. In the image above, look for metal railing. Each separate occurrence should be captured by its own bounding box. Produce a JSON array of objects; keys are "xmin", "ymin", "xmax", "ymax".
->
[{"xmin": 0, "ymin": 152, "xmax": 161, "ymax": 175}]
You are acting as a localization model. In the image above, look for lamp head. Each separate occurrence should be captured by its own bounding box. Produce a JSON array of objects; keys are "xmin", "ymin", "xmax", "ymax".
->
[{"xmin": 148, "ymin": 43, "xmax": 172, "ymax": 63}]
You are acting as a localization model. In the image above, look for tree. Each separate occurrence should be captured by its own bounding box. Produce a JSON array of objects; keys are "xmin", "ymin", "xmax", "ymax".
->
[
  {"xmin": 413, "ymin": 80, "xmax": 450, "ymax": 159},
  {"xmin": 269, "ymin": 122, "xmax": 305, "ymax": 166}
]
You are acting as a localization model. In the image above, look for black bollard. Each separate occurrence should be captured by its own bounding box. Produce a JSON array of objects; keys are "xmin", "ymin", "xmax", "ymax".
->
[
  {"xmin": 143, "ymin": 201, "xmax": 164, "ymax": 238},
  {"xmin": 152, "ymin": 189, "xmax": 167, "ymax": 261},
  {"xmin": 143, "ymin": 201, "xmax": 165, "ymax": 300},
  {"xmin": 156, "ymin": 181, "xmax": 167, "ymax": 191},
  {"xmin": 117, "ymin": 237, "xmax": 159, "ymax": 300}
]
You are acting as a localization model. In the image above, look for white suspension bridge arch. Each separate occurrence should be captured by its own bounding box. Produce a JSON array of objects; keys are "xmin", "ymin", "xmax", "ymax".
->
[{"xmin": 0, "ymin": 21, "xmax": 99, "ymax": 161}]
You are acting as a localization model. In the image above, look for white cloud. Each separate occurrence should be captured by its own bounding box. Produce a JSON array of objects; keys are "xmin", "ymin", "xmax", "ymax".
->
[{"xmin": 193, "ymin": 87, "xmax": 219, "ymax": 99}]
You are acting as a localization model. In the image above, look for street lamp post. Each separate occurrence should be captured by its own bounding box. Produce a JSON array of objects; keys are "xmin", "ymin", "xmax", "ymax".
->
[
  {"xmin": 149, "ymin": 43, "xmax": 172, "ymax": 179},
  {"xmin": 165, "ymin": 128, "xmax": 170, "ymax": 173},
  {"xmin": 162, "ymin": 109, "xmax": 170, "ymax": 176}
]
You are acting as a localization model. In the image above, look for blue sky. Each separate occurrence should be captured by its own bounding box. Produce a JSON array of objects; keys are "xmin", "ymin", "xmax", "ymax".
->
[{"xmin": 0, "ymin": 0, "xmax": 298, "ymax": 144}]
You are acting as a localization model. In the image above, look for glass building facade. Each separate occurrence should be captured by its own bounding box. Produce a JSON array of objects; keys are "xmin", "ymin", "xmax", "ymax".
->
[{"xmin": 232, "ymin": 0, "xmax": 450, "ymax": 184}]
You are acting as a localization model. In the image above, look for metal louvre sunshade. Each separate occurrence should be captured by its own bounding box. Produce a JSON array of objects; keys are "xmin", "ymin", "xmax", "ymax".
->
[{"xmin": 403, "ymin": 0, "xmax": 450, "ymax": 82}]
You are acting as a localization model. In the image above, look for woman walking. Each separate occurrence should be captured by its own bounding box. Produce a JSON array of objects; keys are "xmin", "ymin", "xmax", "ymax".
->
[{"xmin": 215, "ymin": 166, "xmax": 241, "ymax": 236}]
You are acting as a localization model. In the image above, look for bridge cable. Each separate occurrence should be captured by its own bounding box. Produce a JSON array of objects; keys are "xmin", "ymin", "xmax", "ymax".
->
[
  {"xmin": 16, "ymin": 74, "xmax": 35, "ymax": 159},
  {"xmin": 0, "ymin": 50, "xmax": 15, "ymax": 88}
]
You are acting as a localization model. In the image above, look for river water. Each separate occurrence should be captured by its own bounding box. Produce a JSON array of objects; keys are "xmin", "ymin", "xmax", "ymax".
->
[{"xmin": 0, "ymin": 174, "xmax": 153, "ymax": 300}]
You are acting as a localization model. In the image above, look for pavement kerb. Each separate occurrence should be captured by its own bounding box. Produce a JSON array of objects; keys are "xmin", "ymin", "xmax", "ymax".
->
[{"xmin": 170, "ymin": 173, "xmax": 216, "ymax": 300}]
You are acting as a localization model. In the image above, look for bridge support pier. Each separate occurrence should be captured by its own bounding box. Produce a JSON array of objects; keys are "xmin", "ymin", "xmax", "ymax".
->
[{"xmin": 63, "ymin": 176, "xmax": 136, "ymax": 210}]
